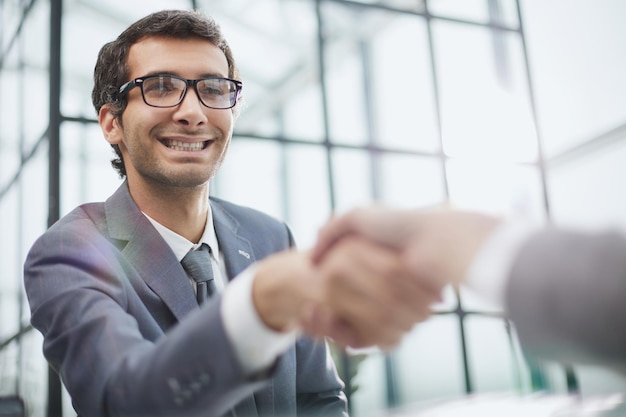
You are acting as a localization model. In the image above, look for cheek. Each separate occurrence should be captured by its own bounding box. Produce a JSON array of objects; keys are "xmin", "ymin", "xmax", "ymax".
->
[
  {"xmin": 123, "ymin": 108, "xmax": 159, "ymax": 138},
  {"xmin": 212, "ymin": 110, "xmax": 234, "ymax": 134}
]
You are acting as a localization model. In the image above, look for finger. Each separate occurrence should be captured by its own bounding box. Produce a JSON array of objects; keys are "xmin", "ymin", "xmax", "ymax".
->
[
  {"xmin": 312, "ymin": 205, "xmax": 404, "ymax": 263},
  {"xmin": 300, "ymin": 305, "xmax": 359, "ymax": 348},
  {"xmin": 316, "ymin": 238, "xmax": 434, "ymax": 347},
  {"xmin": 344, "ymin": 320, "xmax": 408, "ymax": 349},
  {"xmin": 327, "ymin": 239, "xmax": 437, "ymax": 322},
  {"xmin": 311, "ymin": 211, "xmax": 360, "ymax": 264}
]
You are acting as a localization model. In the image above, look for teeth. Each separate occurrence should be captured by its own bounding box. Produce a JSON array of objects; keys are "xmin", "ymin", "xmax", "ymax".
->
[{"xmin": 164, "ymin": 140, "xmax": 205, "ymax": 151}]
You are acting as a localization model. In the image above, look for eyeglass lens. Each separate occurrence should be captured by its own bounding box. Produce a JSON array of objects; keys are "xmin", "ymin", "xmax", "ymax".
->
[{"xmin": 142, "ymin": 75, "xmax": 238, "ymax": 109}]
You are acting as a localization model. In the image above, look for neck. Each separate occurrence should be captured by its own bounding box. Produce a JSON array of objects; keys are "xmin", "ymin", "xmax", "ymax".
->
[{"xmin": 127, "ymin": 177, "xmax": 209, "ymax": 243}]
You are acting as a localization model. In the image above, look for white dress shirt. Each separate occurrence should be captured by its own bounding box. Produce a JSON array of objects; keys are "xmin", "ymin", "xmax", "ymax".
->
[{"xmin": 144, "ymin": 208, "xmax": 296, "ymax": 375}]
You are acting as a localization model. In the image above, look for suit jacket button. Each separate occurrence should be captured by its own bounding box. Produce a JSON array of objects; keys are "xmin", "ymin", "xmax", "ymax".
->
[
  {"xmin": 190, "ymin": 380, "xmax": 202, "ymax": 392},
  {"xmin": 199, "ymin": 371, "xmax": 211, "ymax": 385}
]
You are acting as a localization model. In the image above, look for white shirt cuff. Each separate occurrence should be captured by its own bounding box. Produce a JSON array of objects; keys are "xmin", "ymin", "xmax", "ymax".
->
[
  {"xmin": 221, "ymin": 265, "xmax": 297, "ymax": 376},
  {"xmin": 464, "ymin": 218, "xmax": 541, "ymax": 308}
]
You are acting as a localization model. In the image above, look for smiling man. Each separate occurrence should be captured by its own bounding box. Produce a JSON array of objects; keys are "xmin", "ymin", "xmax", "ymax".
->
[{"xmin": 23, "ymin": 9, "xmax": 439, "ymax": 417}]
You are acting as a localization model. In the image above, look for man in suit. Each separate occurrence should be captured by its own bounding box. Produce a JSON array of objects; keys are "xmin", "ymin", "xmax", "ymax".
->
[
  {"xmin": 24, "ymin": 10, "xmax": 438, "ymax": 417},
  {"xmin": 310, "ymin": 205, "xmax": 626, "ymax": 368}
]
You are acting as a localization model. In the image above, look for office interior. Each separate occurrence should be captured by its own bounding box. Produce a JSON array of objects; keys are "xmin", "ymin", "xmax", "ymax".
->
[{"xmin": 1, "ymin": 0, "xmax": 625, "ymax": 416}]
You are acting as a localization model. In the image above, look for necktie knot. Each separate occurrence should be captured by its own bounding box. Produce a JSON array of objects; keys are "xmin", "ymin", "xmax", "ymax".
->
[{"xmin": 181, "ymin": 243, "xmax": 216, "ymax": 304}]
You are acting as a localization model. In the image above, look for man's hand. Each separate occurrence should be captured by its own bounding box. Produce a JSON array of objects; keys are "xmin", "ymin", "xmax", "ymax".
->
[
  {"xmin": 252, "ymin": 237, "xmax": 441, "ymax": 350},
  {"xmin": 313, "ymin": 205, "xmax": 500, "ymax": 292},
  {"xmin": 301, "ymin": 236, "xmax": 440, "ymax": 349}
]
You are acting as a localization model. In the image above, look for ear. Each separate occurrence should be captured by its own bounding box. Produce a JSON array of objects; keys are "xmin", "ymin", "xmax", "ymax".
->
[{"xmin": 99, "ymin": 104, "xmax": 123, "ymax": 145}]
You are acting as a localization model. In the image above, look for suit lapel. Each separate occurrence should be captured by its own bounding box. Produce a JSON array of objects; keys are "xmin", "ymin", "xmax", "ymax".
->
[
  {"xmin": 210, "ymin": 200, "xmax": 256, "ymax": 280},
  {"xmin": 104, "ymin": 183, "xmax": 198, "ymax": 321}
]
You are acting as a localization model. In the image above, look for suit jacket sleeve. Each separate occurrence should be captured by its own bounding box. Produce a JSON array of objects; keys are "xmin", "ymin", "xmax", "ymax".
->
[{"xmin": 505, "ymin": 227, "xmax": 626, "ymax": 366}]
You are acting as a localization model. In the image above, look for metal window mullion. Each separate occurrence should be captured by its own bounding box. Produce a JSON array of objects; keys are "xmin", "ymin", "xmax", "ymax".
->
[
  {"xmin": 315, "ymin": 0, "xmax": 337, "ymax": 213},
  {"xmin": 47, "ymin": 0, "xmax": 63, "ymax": 416}
]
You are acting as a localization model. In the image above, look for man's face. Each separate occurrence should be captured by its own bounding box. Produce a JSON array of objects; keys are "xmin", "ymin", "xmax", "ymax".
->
[{"xmin": 106, "ymin": 36, "xmax": 234, "ymax": 189}]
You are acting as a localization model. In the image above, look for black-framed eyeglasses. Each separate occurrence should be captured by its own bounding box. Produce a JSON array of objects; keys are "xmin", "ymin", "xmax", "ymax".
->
[{"xmin": 118, "ymin": 74, "xmax": 243, "ymax": 109}]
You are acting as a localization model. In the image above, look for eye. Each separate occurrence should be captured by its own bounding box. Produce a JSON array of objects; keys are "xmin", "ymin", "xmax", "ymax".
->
[
  {"xmin": 198, "ymin": 82, "xmax": 224, "ymax": 96},
  {"xmin": 144, "ymin": 76, "xmax": 180, "ymax": 95}
]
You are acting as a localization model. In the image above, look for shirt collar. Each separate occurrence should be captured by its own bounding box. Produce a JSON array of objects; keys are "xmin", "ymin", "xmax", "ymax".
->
[{"xmin": 143, "ymin": 203, "xmax": 220, "ymax": 263}]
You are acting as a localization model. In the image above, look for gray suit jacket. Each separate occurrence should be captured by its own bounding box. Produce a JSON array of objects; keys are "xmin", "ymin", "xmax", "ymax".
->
[
  {"xmin": 24, "ymin": 182, "xmax": 347, "ymax": 417},
  {"xmin": 506, "ymin": 227, "xmax": 626, "ymax": 367}
]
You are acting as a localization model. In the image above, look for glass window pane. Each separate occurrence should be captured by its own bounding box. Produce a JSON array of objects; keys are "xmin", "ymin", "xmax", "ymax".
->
[
  {"xmin": 20, "ymin": 147, "xmax": 49, "ymax": 256},
  {"xmin": 0, "ymin": 187, "xmax": 20, "ymax": 337},
  {"xmin": 19, "ymin": 331, "xmax": 50, "ymax": 417},
  {"xmin": 429, "ymin": 0, "xmax": 489, "ymax": 22},
  {"xmin": 1, "ymin": 1, "xmax": 23, "ymax": 45},
  {"xmin": 394, "ymin": 316, "xmax": 466, "ymax": 404},
  {"xmin": 323, "ymin": 5, "xmax": 439, "ymax": 152},
  {"xmin": 346, "ymin": 0, "xmax": 426, "ymax": 13},
  {"xmin": 465, "ymin": 316, "xmax": 528, "ymax": 393},
  {"xmin": 60, "ymin": 122, "xmax": 123, "ymax": 214},
  {"xmin": 446, "ymin": 159, "xmax": 546, "ymax": 221},
  {"xmin": 0, "ymin": 67, "xmax": 21, "ymax": 186},
  {"xmin": 571, "ymin": 365, "xmax": 626, "ymax": 396},
  {"xmin": 349, "ymin": 350, "xmax": 388, "ymax": 416},
  {"xmin": 79, "ymin": 0, "xmax": 192, "ymax": 17},
  {"xmin": 331, "ymin": 149, "xmax": 374, "ymax": 212},
  {"xmin": 0, "ymin": 144, "xmax": 48, "ymax": 414},
  {"xmin": 21, "ymin": 2, "xmax": 49, "ymax": 70},
  {"xmin": 284, "ymin": 145, "xmax": 331, "ymax": 248},
  {"xmin": 378, "ymin": 154, "xmax": 445, "ymax": 208},
  {"xmin": 434, "ymin": 22, "xmax": 537, "ymax": 162},
  {"xmin": 213, "ymin": 138, "xmax": 285, "ymax": 221},
  {"xmin": 281, "ymin": 84, "xmax": 325, "ymax": 143},
  {"xmin": 548, "ymin": 140, "xmax": 626, "ymax": 231},
  {"xmin": 215, "ymin": 0, "xmax": 321, "ymax": 141},
  {"xmin": 459, "ymin": 287, "xmax": 504, "ymax": 314},
  {"xmin": 1, "ymin": 149, "xmax": 48, "ymax": 323},
  {"xmin": 325, "ymin": 47, "xmax": 369, "ymax": 145},
  {"xmin": 322, "ymin": 2, "xmax": 370, "ymax": 146},
  {"xmin": 371, "ymin": 15, "xmax": 439, "ymax": 153},
  {"xmin": 431, "ymin": 0, "xmax": 521, "ymax": 28},
  {"xmin": 497, "ymin": 0, "xmax": 521, "ymax": 27},
  {"xmin": 522, "ymin": 0, "xmax": 626, "ymax": 157},
  {"xmin": 217, "ymin": 0, "xmax": 316, "ymax": 85},
  {"xmin": 1, "ymin": 7, "xmax": 49, "ymax": 157},
  {"xmin": 61, "ymin": 9, "xmax": 122, "ymax": 118}
]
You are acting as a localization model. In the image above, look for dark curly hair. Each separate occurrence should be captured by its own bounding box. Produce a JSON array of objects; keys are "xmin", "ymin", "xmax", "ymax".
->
[{"xmin": 91, "ymin": 9, "xmax": 241, "ymax": 178}]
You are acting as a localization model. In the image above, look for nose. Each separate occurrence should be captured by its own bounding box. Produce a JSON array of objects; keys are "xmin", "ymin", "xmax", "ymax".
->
[{"xmin": 173, "ymin": 87, "xmax": 208, "ymax": 127}]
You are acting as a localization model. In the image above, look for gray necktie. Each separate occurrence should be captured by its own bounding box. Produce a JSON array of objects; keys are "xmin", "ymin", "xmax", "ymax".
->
[{"xmin": 181, "ymin": 243, "xmax": 217, "ymax": 304}]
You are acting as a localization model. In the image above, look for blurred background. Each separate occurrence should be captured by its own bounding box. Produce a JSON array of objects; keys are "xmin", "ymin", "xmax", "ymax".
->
[{"xmin": 1, "ymin": 0, "xmax": 626, "ymax": 416}]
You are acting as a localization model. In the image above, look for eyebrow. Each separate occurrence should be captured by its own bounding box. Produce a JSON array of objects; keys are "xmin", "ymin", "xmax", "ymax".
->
[{"xmin": 135, "ymin": 71, "xmax": 229, "ymax": 79}]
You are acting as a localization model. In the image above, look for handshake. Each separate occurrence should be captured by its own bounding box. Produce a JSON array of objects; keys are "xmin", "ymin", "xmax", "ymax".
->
[{"xmin": 252, "ymin": 206, "xmax": 500, "ymax": 350}]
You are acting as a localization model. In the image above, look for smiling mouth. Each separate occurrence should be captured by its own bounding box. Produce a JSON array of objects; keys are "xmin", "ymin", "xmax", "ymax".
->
[{"xmin": 160, "ymin": 139, "xmax": 210, "ymax": 152}]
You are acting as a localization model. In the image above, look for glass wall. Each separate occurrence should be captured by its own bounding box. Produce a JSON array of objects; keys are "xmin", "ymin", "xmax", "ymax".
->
[
  {"xmin": 1, "ymin": 0, "xmax": 625, "ymax": 416},
  {"xmin": 1, "ymin": 1, "xmax": 51, "ymax": 416}
]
